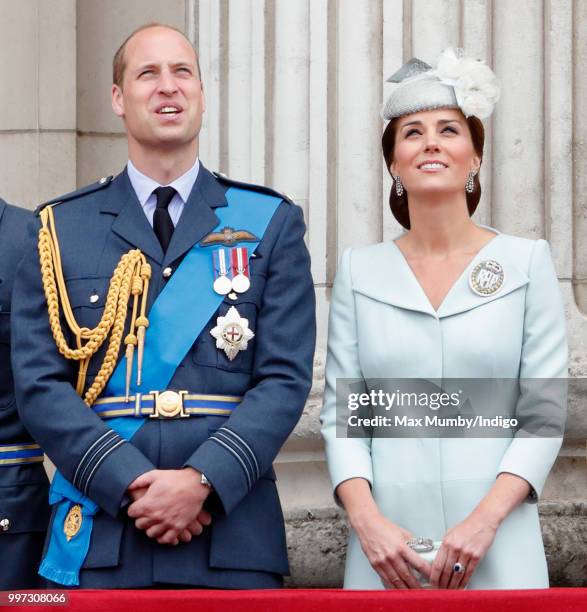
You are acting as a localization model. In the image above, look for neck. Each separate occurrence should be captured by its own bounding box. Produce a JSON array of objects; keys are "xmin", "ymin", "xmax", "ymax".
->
[
  {"xmin": 128, "ymin": 140, "xmax": 199, "ymax": 184},
  {"xmin": 404, "ymin": 191, "xmax": 480, "ymax": 255}
]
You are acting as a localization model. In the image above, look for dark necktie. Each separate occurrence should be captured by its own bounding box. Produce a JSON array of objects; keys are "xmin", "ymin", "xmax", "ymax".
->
[{"xmin": 153, "ymin": 186, "xmax": 176, "ymax": 253}]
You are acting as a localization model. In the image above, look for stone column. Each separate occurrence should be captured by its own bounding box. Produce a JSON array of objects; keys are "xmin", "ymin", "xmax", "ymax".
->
[
  {"xmin": 0, "ymin": 0, "xmax": 76, "ymax": 209},
  {"xmin": 76, "ymin": 0, "xmax": 187, "ymax": 184}
]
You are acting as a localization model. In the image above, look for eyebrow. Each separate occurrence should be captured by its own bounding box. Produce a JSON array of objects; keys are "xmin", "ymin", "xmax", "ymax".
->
[
  {"xmin": 400, "ymin": 119, "xmax": 462, "ymax": 129},
  {"xmin": 134, "ymin": 60, "xmax": 195, "ymax": 72}
]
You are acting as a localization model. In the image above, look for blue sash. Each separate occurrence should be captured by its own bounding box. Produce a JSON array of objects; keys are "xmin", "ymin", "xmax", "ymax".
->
[{"xmin": 40, "ymin": 187, "xmax": 282, "ymax": 585}]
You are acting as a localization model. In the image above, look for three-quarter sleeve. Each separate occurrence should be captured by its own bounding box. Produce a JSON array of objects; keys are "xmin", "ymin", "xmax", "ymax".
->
[
  {"xmin": 320, "ymin": 248, "xmax": 373, "ymax": 502},
  {"xmin": 497, "ymin": 239, "xmax": 568, "ymax": 501}
]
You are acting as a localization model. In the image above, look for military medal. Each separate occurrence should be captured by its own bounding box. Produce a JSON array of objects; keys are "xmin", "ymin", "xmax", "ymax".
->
[
  {"xmin": 64, "ymin": 503, "xmax": 83, "ymax": 542},
  {"xmin": 231, "ymin": 247, "xmax": 251, "ymax": 294},
  {"xmin": 212, "ymin": 248, "xmax": 232, "ymax": 295},
  {"xmin": 210, "ymin": 306, "xmax": 254, "ymax": 361},
  {"xmin": 469, "ymin": 260, "xmax": 504, "ymax": 296}
]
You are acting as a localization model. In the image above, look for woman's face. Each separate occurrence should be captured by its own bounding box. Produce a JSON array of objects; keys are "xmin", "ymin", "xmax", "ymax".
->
[{"xmin": 391, "ymin": 108, "xmax": 480, "ymax": 199}]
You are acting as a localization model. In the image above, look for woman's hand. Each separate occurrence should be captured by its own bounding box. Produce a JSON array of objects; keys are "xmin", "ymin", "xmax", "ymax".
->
[
  {"xmin": 431, "ymin": 473, "xmax": 532, "ymax": 589},
  {"xmin": 353, "ymin": 511, "xmax": 432, "ymax": 589},
  {"xmin": 336, "ymin": 478, "xmax": 432, "ymax": 589},
  {"xmin": 430, "ymin": 513, "xmax": 498, "ymax": 589}
]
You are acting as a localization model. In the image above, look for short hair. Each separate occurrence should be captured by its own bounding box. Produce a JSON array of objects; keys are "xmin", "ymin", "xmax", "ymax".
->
[
  {"xmin": 112, "ymin": 22, "xmax": 201, "ymax": 88},
  {"xmin": 381, "ymin": 113, "xmax": 485, "ymax": 230}
]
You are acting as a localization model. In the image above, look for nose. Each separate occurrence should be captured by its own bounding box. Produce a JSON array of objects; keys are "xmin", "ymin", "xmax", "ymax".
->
[
  {"xmin": 157, "ymin": 69, "xmax": 178, "ymax": 95},
  {"xmin": 423, "ymin": 129, "xmax": 441, "ymax": 153}
]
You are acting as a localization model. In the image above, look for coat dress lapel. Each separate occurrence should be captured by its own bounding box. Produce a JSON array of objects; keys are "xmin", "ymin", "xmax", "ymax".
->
[
  {"xmin": 436, "ymin": 234, "xmax": 529, "ymax": 318},
  {"xmin": 351, "ymin": 233, "xmax": 530, "ymax": 319}
]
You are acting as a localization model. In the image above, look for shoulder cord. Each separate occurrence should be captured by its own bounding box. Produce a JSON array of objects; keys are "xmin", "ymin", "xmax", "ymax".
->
[{"xmin": 38, "ymin": 205, "xmax": 152, "ymax": 406}]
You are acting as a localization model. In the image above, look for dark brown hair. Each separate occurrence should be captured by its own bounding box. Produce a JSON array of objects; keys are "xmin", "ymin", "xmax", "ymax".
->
[
  {"xmin": 112, "ymin": 22, "xmax": 201, "ymax": 88},
  {"xmin": 381, "ymin": 113, "xmax": 485, "ymax": 229}
]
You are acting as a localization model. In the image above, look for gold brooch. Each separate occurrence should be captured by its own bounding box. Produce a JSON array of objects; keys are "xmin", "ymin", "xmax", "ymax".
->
[{"xmin": 64, "ymin": 504, "xmax": 83, "ymax": 542}]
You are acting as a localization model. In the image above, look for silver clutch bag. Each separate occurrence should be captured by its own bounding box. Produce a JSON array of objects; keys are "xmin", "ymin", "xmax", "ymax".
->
[{"xmin": 406, "ymin": 537, "xmax": 442, "ymax": 588}]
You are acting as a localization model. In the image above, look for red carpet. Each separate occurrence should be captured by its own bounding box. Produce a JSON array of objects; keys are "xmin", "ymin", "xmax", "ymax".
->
[{"xmin": 5, "ymin": 588, "xmax": 587, "ymax": 612}]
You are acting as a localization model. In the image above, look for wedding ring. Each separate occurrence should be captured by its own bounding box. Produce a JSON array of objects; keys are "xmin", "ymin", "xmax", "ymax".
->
[{"xmin": 453, "ymin": 562, "xmax": 466, "ymax": 574}]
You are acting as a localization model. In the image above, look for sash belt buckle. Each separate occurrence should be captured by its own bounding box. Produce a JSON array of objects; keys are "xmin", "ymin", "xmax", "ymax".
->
[{"xmin": 150, "ymin": 390, "xmax": 189, "ymax": 419}]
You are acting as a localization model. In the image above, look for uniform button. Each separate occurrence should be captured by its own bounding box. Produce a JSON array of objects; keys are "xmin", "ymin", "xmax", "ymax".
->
[
  {"xmin": 162, "ymin": 267, "xmax": 173, "ymax": 279},
  {"xmin": 0, "ymin": 518, "xmax": 10, "ymax": 532},
  {"xmin": 90, "ymin": 294, "xmax": 99, "ymax": 303}
]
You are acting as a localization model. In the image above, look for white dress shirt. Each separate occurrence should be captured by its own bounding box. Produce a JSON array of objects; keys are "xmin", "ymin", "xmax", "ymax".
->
[{"xmin": 126, "ymin": 158, "xmax": 200, "ymax": 228}]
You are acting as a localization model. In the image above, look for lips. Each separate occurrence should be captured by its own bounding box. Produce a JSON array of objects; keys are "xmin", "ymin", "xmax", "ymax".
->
[
  {"xmin": 417, "ymin": 160, "xmax": 448, "ymax": 170},
  {"xmin": 155, "ymin": 103, "xmax": 183, "ymax": 115}
]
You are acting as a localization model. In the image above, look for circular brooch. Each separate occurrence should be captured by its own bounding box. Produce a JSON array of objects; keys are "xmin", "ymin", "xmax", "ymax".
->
[{"xmin": 469, "ymin": 260, "xmax": 504, "ymax": 297}]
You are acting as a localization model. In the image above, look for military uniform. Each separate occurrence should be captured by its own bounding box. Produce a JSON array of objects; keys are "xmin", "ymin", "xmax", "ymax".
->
[
  {"xmin": 0, "ymin": 200, "xmax": 50, "ymax": 589},
  {"xmin": 11, "ymin": 165, "xmax": 316, "ymax": 588}
]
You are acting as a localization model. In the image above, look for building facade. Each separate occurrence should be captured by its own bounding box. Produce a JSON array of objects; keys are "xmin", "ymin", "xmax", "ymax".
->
[{"xmin": 0, "ymin": 0, "xmax": 585, "ymax": 586}]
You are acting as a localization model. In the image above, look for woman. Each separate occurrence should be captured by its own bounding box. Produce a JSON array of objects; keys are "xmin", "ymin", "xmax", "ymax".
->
[{"xmin": 320, "ymin": 49, "xmax": 567, "ymax": 590}]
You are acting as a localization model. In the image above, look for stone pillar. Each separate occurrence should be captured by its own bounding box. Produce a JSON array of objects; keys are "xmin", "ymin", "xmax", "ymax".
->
[
  {"xmin": 1, "ymin": 0, "xmax": 585, "ymax": 588},
  {"xmin": 76, "ymin": 0, "xmax": 187, "ymax": 184},
  {"xmin": 0, "ymin": 0, "xmax": 76, "ymax": 210}
]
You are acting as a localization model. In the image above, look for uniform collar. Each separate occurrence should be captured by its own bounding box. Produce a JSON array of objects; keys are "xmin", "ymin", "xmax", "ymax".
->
[
  {"xmin": 126, "ymin": 158, "xmax": 200, "ymax": 206},
  {"xmin": 0, "ymin": 199, "xmax": 6, "ymax": 226},
  {"xmin": 100, "ymin": 163, "xmax": 228, "ymax": 265},
  {"xmin": 351, "ymin": 232, "xmax": 530, "ymax": 318}
]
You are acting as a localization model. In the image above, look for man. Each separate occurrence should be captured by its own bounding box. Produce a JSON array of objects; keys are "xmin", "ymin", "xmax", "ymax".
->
[
  {"xmin": 12, "ymin": 23, "xmax": 315, "ymax": 588},
  {"xmin": 0, "ymin": 199, "xmax": 50, "ymax": 588}
]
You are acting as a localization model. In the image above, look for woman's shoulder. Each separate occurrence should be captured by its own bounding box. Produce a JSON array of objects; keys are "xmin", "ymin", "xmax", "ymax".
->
[
  {"xmin": 340, "ymin": 241, "xmax": 397, "ymax": 274},
  {"xmin": 345, "ymin": 241, "xmax": 393, "ymax": 258},
  {"xmin": 490, "ymin": 231, "xmax": 553, "ymax": 270}
]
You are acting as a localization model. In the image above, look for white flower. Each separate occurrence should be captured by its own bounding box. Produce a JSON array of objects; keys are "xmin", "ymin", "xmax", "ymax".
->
[
  {"xmin": 435, "ymin": 47, "xmax": 463, "ymax": 81},
  {"xmin": 433, "ymin": 47, "xmax": 500, "ymax": 119}
]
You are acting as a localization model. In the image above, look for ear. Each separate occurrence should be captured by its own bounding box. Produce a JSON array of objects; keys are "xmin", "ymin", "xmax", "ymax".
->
[
  {"xmin": 111, "ymin": 84, "xmax": 124, "ymax": 118},
  {"xmin": 471, "ymin": 153, "xmax": 481, "ymax": 174},
  {"xmin": 201, "ymin": 82, "xmax": 206, "ymax": 114},
  {"xmin": 390, "ymin": 161, "xmax": 398, "ymax": 178}
]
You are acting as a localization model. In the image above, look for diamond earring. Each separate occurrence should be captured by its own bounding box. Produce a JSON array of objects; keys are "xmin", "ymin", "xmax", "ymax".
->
[
  {"xmin": 395, "ymin": 175, "xmax": 404, "ymax": 197},
  {"xmin": 465, "ymin": 171, "xmax": 476, "ymax": 194}
]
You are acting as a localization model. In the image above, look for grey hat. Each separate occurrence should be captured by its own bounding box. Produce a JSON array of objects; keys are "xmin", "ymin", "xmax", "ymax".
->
[{"xmin": 381, "ymin": 48, "xmax": 500, "ymax": 121}]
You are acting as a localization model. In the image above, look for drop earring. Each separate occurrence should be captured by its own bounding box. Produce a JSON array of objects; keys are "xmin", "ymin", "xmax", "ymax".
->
[
  {"xmin": 465, "ymin": 171, "xmax": 476, "ymax": 194},
  {"xmin": 395, "ymin": 175, "xmax": 404, "ymax": 197}
]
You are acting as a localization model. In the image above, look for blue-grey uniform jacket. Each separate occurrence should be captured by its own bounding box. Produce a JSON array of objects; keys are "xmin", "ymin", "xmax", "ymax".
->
[
  {"xmin": 11, "ymin": 165, "xmax": 316, "ymax": 588},
  {"xmin": 0, "ymin": 200, "xmax": 50, "ymax": 589}
]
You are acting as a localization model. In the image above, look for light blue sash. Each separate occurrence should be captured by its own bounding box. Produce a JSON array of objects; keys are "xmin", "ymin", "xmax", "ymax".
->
[{"xmin": 40, "ymin": 187, "xmax": 282, "ymax": 585}]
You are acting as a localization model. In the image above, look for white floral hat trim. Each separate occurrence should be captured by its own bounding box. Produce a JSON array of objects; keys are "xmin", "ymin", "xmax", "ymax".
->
[{"xmin": 382, "ymin": 47, "xmax": 500, "ymax": 121}]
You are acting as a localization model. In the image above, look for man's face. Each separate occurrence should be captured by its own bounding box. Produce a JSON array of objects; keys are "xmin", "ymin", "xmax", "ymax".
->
[{"xmin": 111, "ymin": 27, "xmax": 205, "ymax": 152}]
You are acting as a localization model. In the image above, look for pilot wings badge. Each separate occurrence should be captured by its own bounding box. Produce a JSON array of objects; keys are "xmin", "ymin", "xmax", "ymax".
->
[{"xmin": 200, "ymin": 227, "xmax": 259, "ymax": 247}]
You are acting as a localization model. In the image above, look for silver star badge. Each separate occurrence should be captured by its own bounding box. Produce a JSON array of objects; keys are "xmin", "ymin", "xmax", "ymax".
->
[{"xmin": 210, "ymin": 306, "xmax": 255, "ymax": 361}]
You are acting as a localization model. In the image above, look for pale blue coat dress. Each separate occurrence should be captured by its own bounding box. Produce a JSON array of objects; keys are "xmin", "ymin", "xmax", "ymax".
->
[{"xmin": 320, "ymin": 232, "xmax": 568, "ymax": 589}]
